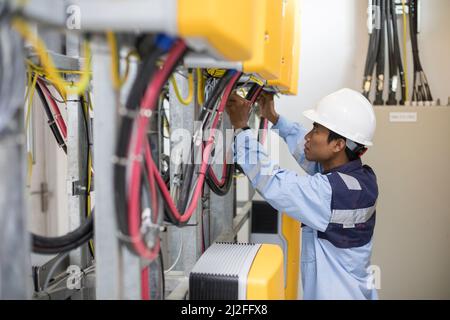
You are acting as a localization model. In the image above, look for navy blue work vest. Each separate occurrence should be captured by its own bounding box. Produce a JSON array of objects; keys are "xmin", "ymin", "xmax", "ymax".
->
[{"xmin": 304, "ymin": 159, "xmax": 378, "ymax": 249}]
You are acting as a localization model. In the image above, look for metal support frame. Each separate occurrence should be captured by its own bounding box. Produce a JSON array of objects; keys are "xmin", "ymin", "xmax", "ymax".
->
[
  {"xmin": 12, "ymin": 0, "xmax": 177, "ymax": 33},
  {"xmin": 64, "ymin": 32, "xmax": 91, "ymax": 277},
  {"xmin": 0, "ymin": 112, "xmax": 30, "ymax": 299},
  {"xmin": 91, "ymin": 36, "xmax": 142, "ymax": 300}
]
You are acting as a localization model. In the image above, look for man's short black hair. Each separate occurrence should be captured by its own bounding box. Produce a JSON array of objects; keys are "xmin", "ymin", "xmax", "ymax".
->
[{"xmin": 327, "ymin": 130, "xmax": 363, "ymax": 161}]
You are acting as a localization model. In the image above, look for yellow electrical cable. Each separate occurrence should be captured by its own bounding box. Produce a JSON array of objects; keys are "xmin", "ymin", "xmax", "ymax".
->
[
  {"xmin": 106, "ymin": 31, "xmax": 133, "ymax": 90},
  {"xmin": 25, "ymin": 72, "xmax": 38, "ymax": 133},
  {"xmin": 83, "ymin": 95, "xmax": 95, "ymax": 256},
  {"xmin": 170, "ymin": 71, "xmax": 194, "ymax": 106},
  {"xmin": 206, "ymin": 68, "xmax": 226, "ymax": 78},
  {"xmin": 401, "ymin": 0, "xmax": 409, "ymax": 101},
  {"xmin": 25, "ymin": 66, "xmax": 32, "ymax": 95},
  {"xmin": 87, "ymin": 91, "xmax": 94, "ymax": 111},
  {"xmin": 27, "ymin": 152, "xmax": 33, "ymax": 187},
  {"xmin": 196, "ymin": 68, "xmax": 205, "ymax": 106},
  {"xmin": 249, "ymin": 75, "xmax": 265, "ymax": 87},
  {"xmin": 12, "ymin": 18, "xmax": 92, "ymax": 97},
  {"xmin": 25, "ymin": 71, "xmax": 38, "ymax": 187}
]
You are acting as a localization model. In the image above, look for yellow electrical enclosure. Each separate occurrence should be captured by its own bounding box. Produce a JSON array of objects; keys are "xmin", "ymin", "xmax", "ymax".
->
[
  {"xmin": 281, "ymin": 213, "xmax": 301, "ymax": 299},
  {"xmin": 242, "ymin": 0, "xmax": 284, "ymax": 80},
  {"xmin": 246, "ymin": 244, "xmax": 285, "ymax": 300},
  {"xmin": 177, "ymin": 0, "xmax": 258, "ymax": 62},
  {"xmin": 268, "ymin": 0, "xmax": 301, "ymax": 95}
]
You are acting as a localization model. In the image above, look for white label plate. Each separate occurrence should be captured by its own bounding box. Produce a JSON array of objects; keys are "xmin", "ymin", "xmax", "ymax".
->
[{"xmin": 389, "ymin": 112, "xmax": 417, "ymax": 122}]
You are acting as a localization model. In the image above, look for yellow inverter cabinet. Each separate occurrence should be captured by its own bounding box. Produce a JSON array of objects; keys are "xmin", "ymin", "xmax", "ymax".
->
[
  {"xmin": 242, "ymin": 0, "xmax": 284, "ymax": 80},
  {"xmin": 268, "ymin": 0, "xmax": 301, "ymax": 95},
  {"xmin": 250, "ymin": 201, "xmax": 301, "ymax": 300},
  {"xmin": 189, "ymin": 243, "xmax": 285, "ymax": 300},
  {"xmin": 177, "ymin": 0, "xmax": 258, "ymax": 61}
]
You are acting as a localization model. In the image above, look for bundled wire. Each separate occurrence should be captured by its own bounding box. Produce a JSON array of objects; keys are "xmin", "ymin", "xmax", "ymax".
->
[
  {"xmin": 128, "ymin": 40, "xmax": 188, "ymax": 260},
  {"xmin": 409, "ymin": 0, "xmax": 433, "ymax": 103},
  {"xmin": 374, "ymin": 0, "xmax": 386, "ymax": 106},
  {"xmin": 204, "ymin": 82, "xmax": 264, "ymax": 195},
  {"xmin": 113, "ymin": 38, "xmax": 188, "ymax": 261},
  {"xmin": 387, "ymin": 0, "xmax": 406, "ymax": 105},
  {"xmin": 140, "ymin": 72, "xmax": 241, "ymax": 232},
  {"xmin": 363, "ymin": 0, "xmax": 433, "ymax": 104},
  {"xmin": 362, "ymin": 0, "xmax": 381, "ymax": 99},
  {"xmin": 172, "ymin": 71, "xmax": 239, "ymax": 212},
  {"xmin": 31, "ymin": 212, "xmax": 94, "ymax": 255},
  {"xmin": 31, "ymin": 80, "xmax": 94, "ymax": 255},
  {"xmin": 386, "ymin": 0, "xmax": 397, "ymax": 105},
  {"xmin": 141, "ymin": 71, "xmax": 242, "ymax": 232},
  {"xmin": 37, "ymin": 78, "xmax": 67, "ymax": 138},
  {"xmin": 114, "ymin": 35, "xmax": 164, "ymax": 246},
  {"xmin": 12, "ymin": 18, "xmax": 91, "ymax": 97},
  {"xmin": 204, "ymin": 75, "xmax": 249, "ymax": 196},
  {"xmin": 35, "ymin": 79, "xmax": 67, "ymax": 153}
]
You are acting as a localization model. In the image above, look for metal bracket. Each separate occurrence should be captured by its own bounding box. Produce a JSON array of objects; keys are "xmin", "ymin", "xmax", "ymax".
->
[{"xmin": 70, "ymin": 180, "xmax": 87, "ymax": 196}]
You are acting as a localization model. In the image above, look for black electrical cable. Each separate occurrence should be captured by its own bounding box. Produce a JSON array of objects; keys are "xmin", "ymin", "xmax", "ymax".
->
[
  {"xmin": 115, "ymin": 39, "xmax": 188, "ymax": 246},
  {"xmin": 409, "ymin": 0, "xmax": 421, "ymax": 101},
  {"xmin": 205, "ymin": 162, "xmax": 234, "ymax": 196},
  {"xmin": 409, "ymin": 0, "xmax": 432, "ymax": 103},
  {"xmin": 31, "ymin": 212, "xmax": 94, "ymax": 255},
  {"xmin": 35, "ymin": 81, "xmax": 67, "ymax": 153},
  {"xmin": 205, "ymin": 82, "xmax": 261, "ymax": 196},
  {"xmin": 204, "ymin": 75, "xmax": 246, "ymax": 196},
  {"xmin": 386, "ymin": 0, "xmax": 398, "ymax": 105},
  {"xmin": 114, "ymin": 38, "xmax": 163, "ymax": 240},
  {"xmin": 374, "ymin": 0, "xmax": 386, "ymax": 106},
  {"xmin": 148, "ymin": 250, "xmax": 165, "ymax": 299},
  {"xmin": 390, "ymin": 0, "xmax": 406, "ymax": 104},
  {"xmin": 362, "ymin": 0, "xmax": 382, "ymax": 99},
  {"xmin": 174, "ymin": 71, "xmax": 238, "ymax": 209},
  {"xmin": 32, "ymin": 81, "xmax": 93, "ymax": 255},
  {"xmin": 80, "ymin": 94, "xmax": 95, "ymax": 258}
]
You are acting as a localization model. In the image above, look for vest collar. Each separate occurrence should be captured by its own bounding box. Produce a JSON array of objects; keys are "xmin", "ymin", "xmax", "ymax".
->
[{"xmin": 322, "ymin": 158, "xmax": 363, "ymax": 175}]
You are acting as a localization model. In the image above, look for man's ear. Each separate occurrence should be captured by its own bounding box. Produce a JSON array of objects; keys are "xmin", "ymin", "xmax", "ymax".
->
[{"xmin": 333, "ymin": 138, "xmax": 346, "ymax": 153}]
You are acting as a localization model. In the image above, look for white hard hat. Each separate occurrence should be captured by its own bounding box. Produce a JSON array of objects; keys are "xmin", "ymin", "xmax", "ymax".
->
[{"xmin": 303, "ymin": 88, "xmax": 376, "ymax": 146}]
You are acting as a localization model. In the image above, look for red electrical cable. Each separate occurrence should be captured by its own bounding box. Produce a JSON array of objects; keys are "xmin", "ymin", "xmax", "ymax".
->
[
  {"xmin": 127, "ymin": 40, "xmax": 187, "ymax": 261},
  {"xmin": 141, "ymin": 266, "xmax": 150, "ymax": 300},
  {"xmin": 128, "ymin": 39, "xmax": 241, "ymax": 261},
  {"xmin": 36, "ymin": 79, "xmax": 67, "ymax": 139},
  {"xmin": 207, "ymin": 84, "xmax": 263, "ymax": 187},
  {"xmin": 260, "ymin": 118, "xmax": 268, "ymax": 145},
  {"xmin": 139, "ymin": 72, "xmax": 241, "ymax": 231}
]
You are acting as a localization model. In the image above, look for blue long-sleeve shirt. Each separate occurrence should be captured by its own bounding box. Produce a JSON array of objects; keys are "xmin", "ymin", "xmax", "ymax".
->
[{"xmin": 233, "ymin": 115, "xmax": 378, "ymax": 300}]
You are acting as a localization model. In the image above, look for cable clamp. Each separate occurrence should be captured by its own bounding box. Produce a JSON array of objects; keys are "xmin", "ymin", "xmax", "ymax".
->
[
  {"xmin": 139, "ymin": 109, "xmax": 153, "ymax": 118},
  {"xmin": 192, "ymin": 128, "xmax": 203, "ymax": 147},
  {"xmin": 116, "ymin": 231, "xmax": 141, "ymax": 244},
  {"xmin": 111, "ymin": 155, "xmax": 129, "ymax": 166},
  {"xmin": 117, "ymin": 107, "xmax": 137, "ymax": 119}
]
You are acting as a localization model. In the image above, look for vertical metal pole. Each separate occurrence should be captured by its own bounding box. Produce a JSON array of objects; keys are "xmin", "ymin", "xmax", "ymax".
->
[
  {"xmin": 91, "ymin": 37, "xmax": 141, "ymax": 299},
  {"xmin": 91, "ymin": 37, "xmax": 122, "ymax": 299},
  {"xmin": 0, "ymin": 114, "xmax": 30, "ymax": 299},
  {"xmin": 65, "ymin": 34, "xmax": 90, "ymax": 273}
]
